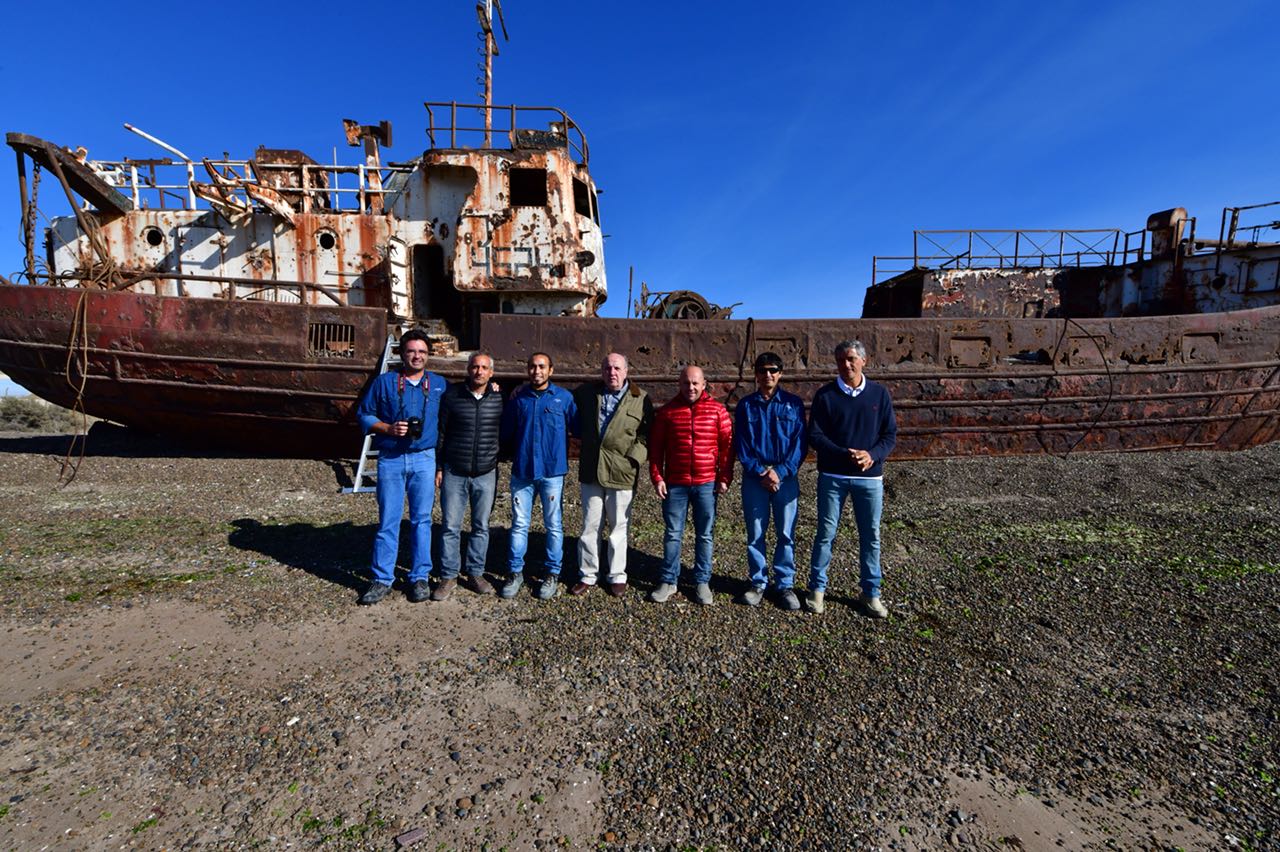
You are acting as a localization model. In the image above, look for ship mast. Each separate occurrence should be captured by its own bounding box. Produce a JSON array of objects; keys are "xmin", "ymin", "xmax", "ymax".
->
[{"xmin": 477, "ymin": 0, "xmax": 509, "ymax": 147}]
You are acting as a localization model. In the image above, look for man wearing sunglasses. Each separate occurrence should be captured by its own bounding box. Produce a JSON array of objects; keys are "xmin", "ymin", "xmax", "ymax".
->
[{"xmin": 733, "ymin": 352, "xmax": 807, "ymax": 610}]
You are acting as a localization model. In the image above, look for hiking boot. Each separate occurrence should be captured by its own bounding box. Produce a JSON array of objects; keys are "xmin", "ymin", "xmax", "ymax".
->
[
  {"xmin": 862, "ymin": 595, "xmax": 889, "ymax": 619},
  {"xmin": 692, "ymin": 583, "xmax": 714, "ymax": 606},
  {"xmin": 606, "ymin": 582, "xmax": 628, "ymax": 598},
  {"xmin": 407, "ymin": 579, "xmax": 431, "ymax": 603},
  {"xmin": 736, "ymin": 587, "xmax": 764, "ymax": 607},
  {"xmin": 430, "ymin": 578, "xmax": 457, "ymax": 602},
  {"xmin": 776, "ymin": 588, "xmax": 801, "ymax": 611},
  {"xmin": 358, "ymin": 582, "xmax": 391, "ymax": 606},
  {"xmin": 806, "ymin": 590, "xmax": 825, "ymax": 614},
  {"xmin": 462, "ymin": 574, "xmax": 494, "ymax": 596},
  {"xmin": 536, "ymin": 577, "xmax": 560, "ymax": 600},
  {"xmin": 648, "ymin": 583, "xmax": 677, "ymax": 603},
  {"xmin": 570, "ymin": 582, "xmax": 593, "ymax": 597},
  {"xmin": 499, "ymin": 573, "xmax": 524, "ymax": 600}
]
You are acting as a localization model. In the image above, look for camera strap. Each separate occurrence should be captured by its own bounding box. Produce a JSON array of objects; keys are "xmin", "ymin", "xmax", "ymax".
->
[{"xmin": 397, "ymin": 371, "xmax": 430, "ymax": 423}]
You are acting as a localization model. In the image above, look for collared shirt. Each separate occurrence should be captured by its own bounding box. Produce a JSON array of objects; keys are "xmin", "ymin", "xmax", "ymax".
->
[
  {"xmin": 837, "ymin": 373, "xmax": 867, "ymax": 397},
  {"xmin": 733, "ymin": 388, "xmax": 807, "ymax": 479},
  {"xmin": 599, "ymin": 381, "xmax": 627, "ymax": 432}
]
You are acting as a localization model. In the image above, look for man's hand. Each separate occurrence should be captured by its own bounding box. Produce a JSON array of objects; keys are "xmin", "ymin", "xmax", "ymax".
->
[
  {"xmin": 848, "ymin": 448, "xmax": 873, "ymax": 471},
  {"xmin": 761, "ymin": 468, "xmax": 781, "ymax": 492},
  {"xmin": 655, "ymin": 480, "xmax": 668, "ymax": 500},
  {"xmin": 435, "ymin": 469, "xmax": 443, "ymax": 489},
  {"xmin": 384, "ymin": 420, "xmax": 409, "ymax": 438},
  {"xmin": 715, "ymin": 481, "xmax": 729, "ymax": 495}
]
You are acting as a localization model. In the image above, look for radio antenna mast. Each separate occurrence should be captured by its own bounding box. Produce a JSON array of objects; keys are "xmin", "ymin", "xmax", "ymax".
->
[{"xmin": 477, "ymin": 0, "xmax": 510, "ymax": 147}]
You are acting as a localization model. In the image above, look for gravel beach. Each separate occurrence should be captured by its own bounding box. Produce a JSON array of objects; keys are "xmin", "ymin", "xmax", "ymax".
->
[{"xmin": 0, "ymin": 424, "xmax": 1276, "ymax": 850}]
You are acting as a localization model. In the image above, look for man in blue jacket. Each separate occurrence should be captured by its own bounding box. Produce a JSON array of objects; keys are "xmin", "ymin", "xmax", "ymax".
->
[
  {"xmin": 806, "ymin": 339, "xmax": 897, "ymax": 617},
  {"xmin": 355, "ymin": 329, "xmax": 447, "ymax": 605},
  {"xmin": 499, "ymin": 352, "xmax": 578, "ymax": 600},
  {"xmin": 734, "ymin": 352, "xmax": 807, "ymax": 611}
]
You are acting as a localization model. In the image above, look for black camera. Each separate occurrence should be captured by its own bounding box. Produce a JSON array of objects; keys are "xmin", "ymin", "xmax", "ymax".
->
[{"xmin": 406, "ymin": 417, "xmax": 423, "ymax": 439}]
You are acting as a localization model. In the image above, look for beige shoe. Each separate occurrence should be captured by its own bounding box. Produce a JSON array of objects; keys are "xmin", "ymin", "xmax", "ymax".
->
[
  {"xmin": 807, "ymin": 590, "xmax": 825, "ymax": 614},
  {"xmin": 862, "ymin": 595, "xmax": 888, "ymax": 619}
]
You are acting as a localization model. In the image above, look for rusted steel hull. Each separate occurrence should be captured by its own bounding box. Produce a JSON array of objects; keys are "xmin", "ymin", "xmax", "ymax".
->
[
  {"xmin": 2, "ymin": 283, "xmax": 1278, "ymax": 459},
  {"xmin": 481, "ymin": 311, "xmax": 1280, "ymax": 457},
  {"xmin": 0, "ymin": 284, "xmax": 390, "ymax": 456}
]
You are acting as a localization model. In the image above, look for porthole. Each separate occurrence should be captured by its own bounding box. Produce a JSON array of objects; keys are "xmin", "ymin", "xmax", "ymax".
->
[
  {"xmin": 142, "ymin": 226, "xmax": 165, "ymax": 247},
  {"xmin": 318, "ymin": 230, "xmax": 338, "ymax": 251}
]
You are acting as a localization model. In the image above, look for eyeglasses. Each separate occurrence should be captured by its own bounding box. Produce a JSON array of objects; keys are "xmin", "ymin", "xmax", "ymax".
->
[{"xmin": 755, "ymin": 366, "xmax": 781, "ymax": 374}]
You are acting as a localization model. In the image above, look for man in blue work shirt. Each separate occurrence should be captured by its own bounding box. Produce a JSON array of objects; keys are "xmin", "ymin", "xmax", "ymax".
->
[
  {"xmin": 734, "ymin": 352, "xmax": 808, "ymax": 610},
  {"xmin": 807, "ymin": 339, "xmax": 897, "ymax": 617},
  {"xmin": 499, "ymin": 352, "xmax": 578, "ymax": 601},
  {"xmin": 355, "ymin": 329, "xmax": 447, "ymax": 605}
]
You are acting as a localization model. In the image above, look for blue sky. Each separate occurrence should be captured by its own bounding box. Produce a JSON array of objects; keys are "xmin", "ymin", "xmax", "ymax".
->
[{"xmin": 2, "ymin": 0, "xmax": 1277, "ymax": 319}]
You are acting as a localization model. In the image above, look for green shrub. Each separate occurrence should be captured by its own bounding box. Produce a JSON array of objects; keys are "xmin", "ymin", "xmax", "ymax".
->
[{"xmin": 0, "ymin": 396, "xmax": 78, "ymax": 433}]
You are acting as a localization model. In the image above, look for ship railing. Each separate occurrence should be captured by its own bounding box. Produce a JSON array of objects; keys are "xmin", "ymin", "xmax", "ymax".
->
[
  {"xmin": 1212, "ymin": 200, "xmax": 1280, "ymax": 274},
  {"xmin": 80, "ymin": 157, "xmax": 416, "ymax": 214},
  {"xmin": 423, "ymin": 101, "xmax": 589, "ymax": 165},
  {"xmin": 871, "ymin": 228, "xmax": 1148, "ymax": 285}
]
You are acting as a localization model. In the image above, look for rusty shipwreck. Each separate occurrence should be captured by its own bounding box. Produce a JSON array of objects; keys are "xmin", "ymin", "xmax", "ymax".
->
[{"xmin": 2, "ymin": 26, "xmax": 1279, "ymax": 457}]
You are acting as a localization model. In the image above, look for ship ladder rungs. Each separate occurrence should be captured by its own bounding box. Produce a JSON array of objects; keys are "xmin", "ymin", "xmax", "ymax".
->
[{"xmin": 342, "ymin": 333, "xmax": 400, "ymax": 494}]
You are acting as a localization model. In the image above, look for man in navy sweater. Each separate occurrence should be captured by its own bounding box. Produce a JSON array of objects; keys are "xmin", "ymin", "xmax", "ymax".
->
[{"xmin": 806, "ymin": 339, "xmax": 897, "ymax": 617}]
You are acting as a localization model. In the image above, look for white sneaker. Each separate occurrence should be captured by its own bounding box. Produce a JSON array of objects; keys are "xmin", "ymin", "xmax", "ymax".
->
[
  {"xmin": 807, "ymin": 590, "xmax": 825, "ymax": 614},
  {"xmin": 648, "ymin": 583, "xmax": 677, "ymax": 603},
  {"xmin": 692, "ymin": 583, "xmax": 714, "ymax": 606},
  {"xmin": 862, "ymin": 595, "xmax": 888, "ymax": 619}
]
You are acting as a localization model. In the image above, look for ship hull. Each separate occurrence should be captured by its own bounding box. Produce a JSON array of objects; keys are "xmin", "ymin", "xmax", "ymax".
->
[{"xmin": 2, "ymin": 284, "xmax": 1279, "ymax": 459}]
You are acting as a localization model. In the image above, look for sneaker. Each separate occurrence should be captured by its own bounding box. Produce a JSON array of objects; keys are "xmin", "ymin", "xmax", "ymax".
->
[
  {"xmin": 358, "ymin": 582, "xmax": 391, "ymax": 606},
  {"xmin": 692, "ymin": 583, "xmax": 714, "ymax": 606},
  {"xmin": 736, "ymin": 587, "xmax": 764, "ymax": 607},
  {"xmin": 408, "ymin": 579, "xmax": 431, "ymax": 603},
  {"xmin": 536, "ymin": 577, "xmax": 560, "ymax": 600},
  {"xmin": 462, "ymin": 574, "xmax": 494, "ymax": 596},
  {"xmin": 647, "ymin": 583, "xmax": 677, "ymax": 603},
  {"xmin": 776, "ymin": 588, "xmax": 800, "ymax": 611},
  {"xmin": 499, "ymin": 573, "xmax": 524, "ymax": 600},
  {"xmin": 606, "ymin": 582, "xmax": 628, "ymax": 598},
  {"xmin": 806, "ymin": 590, "xmax": 825, "ymax": 614},
  {"xmin": 430, "ymin": 578, "xmax": 457, "ymax": 602},
  {"xmin": 862, "ymin": 595, "xmax": 889, "ymax": 619},
  {"xmin": 570, "ymin": 582, "xmax": 593, "ymax": 597}
]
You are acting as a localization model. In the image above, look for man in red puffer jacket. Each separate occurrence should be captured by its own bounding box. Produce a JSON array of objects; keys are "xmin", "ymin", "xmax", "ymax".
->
[{"xmin": 648, "ymin": 365, "xmax": 734, "ymax": 605}]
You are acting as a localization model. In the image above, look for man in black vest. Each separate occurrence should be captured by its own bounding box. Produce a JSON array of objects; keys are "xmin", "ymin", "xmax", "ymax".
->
[{"xmin": 433, "ymin": 352, "xmax": 504, "ymax": 600}]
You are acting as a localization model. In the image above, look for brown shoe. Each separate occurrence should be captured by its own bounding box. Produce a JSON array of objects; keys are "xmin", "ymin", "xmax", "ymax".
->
[
  {"xmin": 430, "ymin": 578, "xmax": 457, "ymax": 601},
  {"xmin": 461, "ymin": 574, "xmax": 494, "ymax": 596},
  {"xmin": 570, "ymin": 582, "xmax": 593, "ymax": 597},
  {"xmin": 606, "ymin": 582, "xmax": 628, "ymax": 598}
]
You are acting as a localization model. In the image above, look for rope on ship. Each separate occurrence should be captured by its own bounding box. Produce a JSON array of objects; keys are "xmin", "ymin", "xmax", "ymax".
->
[{"xmin": 1041, "ymin": 316, "xmax": 1115, "ymax": 458}]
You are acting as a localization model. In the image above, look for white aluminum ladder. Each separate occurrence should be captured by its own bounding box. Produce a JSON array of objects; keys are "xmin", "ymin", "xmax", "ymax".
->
[{"xmin": 343, "ymin": 333, "xmax": 400, "ymax": 494}]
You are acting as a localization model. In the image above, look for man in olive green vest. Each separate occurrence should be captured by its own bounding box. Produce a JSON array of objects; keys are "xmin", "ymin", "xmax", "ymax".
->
[{"xmin": 572, "ymin": 353, "xmax": 653, "ymax": 597}]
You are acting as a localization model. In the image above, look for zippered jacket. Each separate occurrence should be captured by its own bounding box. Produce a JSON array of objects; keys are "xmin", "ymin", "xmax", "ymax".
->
[
  {"xmin": 356, "ymin": 370, "xmax": 446, "ymax": 455},
  {"xmin": 500, "ymin": 383, "xmax": 578, "ymax": 480},
  {"xmin": 438, "ymin": 382, "xmax": 504, "ymax": 476},
  {"xmin": 649, "ymin": 391, "xmax": 734, "ymax": 487},
  {"xmin": 575, "ymin": 381, "xmax": 653, "ymax": 490},
  {"xmin": 734, "ymin": 388, "xmax": 807, "ymax": 479}
]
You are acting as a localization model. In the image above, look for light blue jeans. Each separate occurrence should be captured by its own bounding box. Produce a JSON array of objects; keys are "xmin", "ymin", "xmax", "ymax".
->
[
  {"xmin": 438, "ymin": 467, "xmax": 497, "ymax": 580},
  {"xmin": 742, "ymin": 474, "xmax": 799, "ymax": 590},
  {"xmin": 662, "ymin": 482, "xmax": 716, "ymax": 585},
  {"xmin": 371, "ymin": 449, "xmax": 436, "ymax": 585},
  {"xmin": 809, "ymin": 474, "xmax": 883, "ymax": 597},
  {"xmin": 508, "ymin": 474, "xmax": 564, "ymax": 578}
]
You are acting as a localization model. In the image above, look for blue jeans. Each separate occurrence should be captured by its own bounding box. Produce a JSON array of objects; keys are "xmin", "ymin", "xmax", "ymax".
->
[
  {"xmin": 438, "ymin": 467, "xmax": 496, "ymax": 580},
  {"xmin": 809, "ymin": 474, "xmax": 883, "ymax": 597},
  {"xmin": 371, "ymin": 449, "xmax": 436, "ymax": 585},
  {"xmin": 661, "ymin": 483, "xmax": 716, "ymax": 585},
  {"xmin": 742, "ymin": 474, "xmax": 799, "ymax": 590},
  {"xmin": 508, "ymin": 475, "xmax": 564, "ymax": 577}
]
